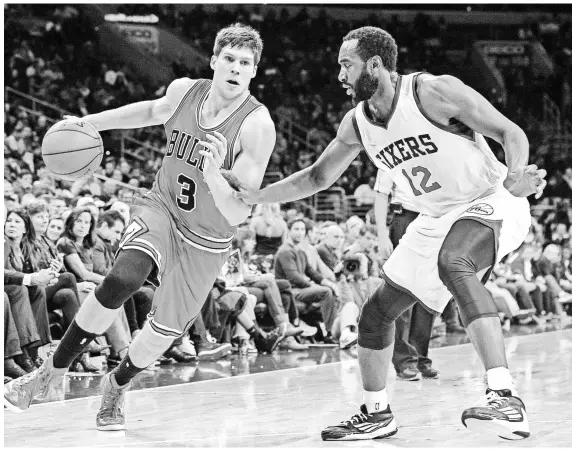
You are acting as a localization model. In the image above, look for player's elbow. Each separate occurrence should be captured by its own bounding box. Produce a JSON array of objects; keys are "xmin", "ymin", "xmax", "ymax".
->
[{"xmin": 225, "ymin": 204, "xmax": 252, "ymax": 227}]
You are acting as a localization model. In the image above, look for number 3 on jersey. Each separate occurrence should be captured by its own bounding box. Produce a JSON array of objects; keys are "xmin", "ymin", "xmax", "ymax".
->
[
  {"xmin": 176, "ymin": 173, "xmax": 197, "ymax": 212},
  {"xmin": 402, "ymin": 166, "xmax": 441, "ymax": 196}
]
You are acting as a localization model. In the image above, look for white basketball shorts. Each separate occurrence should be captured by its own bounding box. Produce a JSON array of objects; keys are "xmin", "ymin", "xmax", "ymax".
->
[{"xmin": 382, "ymin": 186, "xmax": 531, "ymax": 313}]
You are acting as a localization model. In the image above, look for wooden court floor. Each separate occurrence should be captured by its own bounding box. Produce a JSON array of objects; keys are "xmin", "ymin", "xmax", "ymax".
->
[{"xmin": 4, "ymin": 329, "xmax": 572, "ymax": 448}]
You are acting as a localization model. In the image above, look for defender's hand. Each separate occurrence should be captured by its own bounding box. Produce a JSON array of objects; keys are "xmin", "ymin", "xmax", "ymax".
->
[
  {"xmin": 504, "ymin": 165, "xmax": 547, "ymax": 199},
  {"xmin": 233, "ymin": 186, "xmax": 263, "ymax": 205}
]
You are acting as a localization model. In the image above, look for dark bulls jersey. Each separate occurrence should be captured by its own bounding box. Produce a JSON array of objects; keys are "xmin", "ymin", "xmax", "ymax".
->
[{"xmin": 148, "ymin": 79, "xmax": 262, "ymax": 253}]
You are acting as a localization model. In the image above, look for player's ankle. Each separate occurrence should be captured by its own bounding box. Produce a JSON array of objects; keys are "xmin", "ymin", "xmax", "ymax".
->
[
  {"xmin": 363, "ymin": 388, "xmax": 389, "ymax": 413},
  {"xmin": 486, "ymin": 367, "xmax": 518, "ymax": 396}
]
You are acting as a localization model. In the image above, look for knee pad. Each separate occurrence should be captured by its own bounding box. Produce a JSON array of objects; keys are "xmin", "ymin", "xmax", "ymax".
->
[{"xmin": 357, "ymin": 290, "xmax": 396, "ymax": 351}]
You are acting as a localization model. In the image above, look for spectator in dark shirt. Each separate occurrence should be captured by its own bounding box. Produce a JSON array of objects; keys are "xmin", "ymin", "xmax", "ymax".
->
[
  {"xmin": 317, "ymin": 224, "xmax": 346, "ymax": 272},
  {"xmin": 274, "ymin": 218, "xmax": 338, "ymax": 340}
]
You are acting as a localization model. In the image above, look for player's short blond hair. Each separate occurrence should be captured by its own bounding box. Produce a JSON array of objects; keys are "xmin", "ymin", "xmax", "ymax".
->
[{"xmin": 213, "ymin": 23, "xmax": 263, "ymax": 65}]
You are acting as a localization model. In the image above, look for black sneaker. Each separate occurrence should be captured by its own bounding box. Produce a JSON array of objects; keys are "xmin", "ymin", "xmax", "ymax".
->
[
  {"xmin": 254, "ymin": 327, "xmax": 285, "ymax": 354},
  {"xmin": 418, "ymin": 362, "xmax": 439, "ymax": 379},
  {"xmin": 321, "ymin": 404, "xmax": 398, "ymax": 441},
  {"xmin": 462, "ymin": 389, "xmax": 530, "ymax": 440}
]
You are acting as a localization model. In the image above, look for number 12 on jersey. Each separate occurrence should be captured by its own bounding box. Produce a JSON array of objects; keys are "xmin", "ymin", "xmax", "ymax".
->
[{"xmin": 402, "ymin": 166, "xmax": 441, "ymax": 196}]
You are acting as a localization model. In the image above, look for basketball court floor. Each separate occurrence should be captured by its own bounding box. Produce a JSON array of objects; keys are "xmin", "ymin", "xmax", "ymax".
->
[{"xmin": 4, "ymin": 326, "xmax": 571, "ymax": 447}]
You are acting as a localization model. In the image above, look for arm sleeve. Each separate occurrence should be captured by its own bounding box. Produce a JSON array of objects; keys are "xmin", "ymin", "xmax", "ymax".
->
[{"xmin": 275, "ymin": 249, "xmax": 311, "ymax": 288}]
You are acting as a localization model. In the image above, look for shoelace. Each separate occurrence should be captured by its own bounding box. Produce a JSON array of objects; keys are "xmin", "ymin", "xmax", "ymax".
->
[
  {"xmin": 481, "ymin": 391, "xmax": 506, "ymax": 408},
  {"xmin": 100, "ymin": 387, "xmax": 124, "ymax": 418},
  {"xmin": 342, "ymin": 412, "xmax": 370, "ymax": 426}
]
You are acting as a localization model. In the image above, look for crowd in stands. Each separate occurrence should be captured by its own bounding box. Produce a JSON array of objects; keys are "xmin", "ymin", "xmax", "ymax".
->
[{"xmin": 3, "ymin": 5, "xmax": 572, "ymax": 384}]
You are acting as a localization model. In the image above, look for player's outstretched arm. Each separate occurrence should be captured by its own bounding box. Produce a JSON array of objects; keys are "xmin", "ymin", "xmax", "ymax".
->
[
  {"xmin": 234, "ymin": 110, "xmax": 363, "ymax": 206},
  {"xmin": 199, "ymin": 107, "xmax": 276, "ymax": 226},
  {"xmin": 80, "ymin": 78, "xmax": 195, "ymax": 132},
  {"xmin": 420, "ymin": 75, "xmax": 546, "ymax": 198}
]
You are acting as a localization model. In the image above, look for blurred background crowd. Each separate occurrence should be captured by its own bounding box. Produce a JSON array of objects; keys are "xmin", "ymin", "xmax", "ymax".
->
[{"xmin": 3, "ymin": 4, "xmax": 571, "ymax": 383}]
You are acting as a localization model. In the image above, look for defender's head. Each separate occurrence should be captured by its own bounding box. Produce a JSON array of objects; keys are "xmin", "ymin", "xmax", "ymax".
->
[{"xmin": 338, "ymin": 27, "xmax": 398, "ymax": 105}]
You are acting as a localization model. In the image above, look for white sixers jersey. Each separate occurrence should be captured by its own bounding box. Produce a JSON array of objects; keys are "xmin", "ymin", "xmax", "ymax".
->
[{"xmin": 353, "ymin": 72, "xmax": 508, "ymax": 217}]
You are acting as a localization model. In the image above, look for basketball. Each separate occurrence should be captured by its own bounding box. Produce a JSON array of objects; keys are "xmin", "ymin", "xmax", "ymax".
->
[{"xmin": 42, "ymin": 120, "xmax": 104, "ymax": 180}]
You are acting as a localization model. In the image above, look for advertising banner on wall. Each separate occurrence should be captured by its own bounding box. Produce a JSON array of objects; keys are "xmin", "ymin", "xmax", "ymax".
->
[{"xmin": 115, "ymin": 23, "xmax": 159, "ymax": 55}]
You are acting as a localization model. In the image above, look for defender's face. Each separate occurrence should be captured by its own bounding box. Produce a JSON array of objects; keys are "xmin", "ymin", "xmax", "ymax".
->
[
  {"xmin": 211, "ymin": 45, "xmax": 257, "ymax": 98},
  {"xmin": 338, "ymin": 40, "xmax": 379, "ymax": 105}
]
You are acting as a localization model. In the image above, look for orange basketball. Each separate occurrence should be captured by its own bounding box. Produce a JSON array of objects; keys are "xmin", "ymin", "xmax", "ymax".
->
[{"xmin": 42, "ymin": 120, "xmax": 104, "ymax": 180}]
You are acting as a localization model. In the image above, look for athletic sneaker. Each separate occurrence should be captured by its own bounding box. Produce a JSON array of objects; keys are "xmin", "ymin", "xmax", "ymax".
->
[
  {"xmin": 321, "ymin": 404, "xmax": 398, "ymax": 441},
  {"xmin": 4, "ymin": 355, "xmax": 67, "ymax": 413},
  {"xmin": 461, "ymin": 389, "xmax": 530, "ymax": 440},
  {"xmin": 96, "ymin": 373, "xmax": 131, "ymax": 431},
  {"xmin": 254, "ymin": 327, "xmax": 285, "ymax": 354},
  {"xmin": 339, "ymin": 327, "xmax": 358, "ymax": 349},
  {"xmin": 197, "ymin": 342, "xmax": 232, "ymax": 361},
  {"xmin": 296, "ymin": 319, "xmax": 317, "ymax": 337}
]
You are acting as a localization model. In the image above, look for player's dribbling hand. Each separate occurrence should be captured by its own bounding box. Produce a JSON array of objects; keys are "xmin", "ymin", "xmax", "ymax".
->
[
  {"xmin": 504, "ymin": 164, "xmax": 547, "ymax": 199},
  {"xmin": 199, "ymin": 131, "xmax": 227, "ymax": 176}
]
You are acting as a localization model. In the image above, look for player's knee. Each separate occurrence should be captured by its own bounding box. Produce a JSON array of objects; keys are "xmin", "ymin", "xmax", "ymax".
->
[
  {"xmin": 96, "ymin": 270, "xmax": 145, "ymax": 310},
  {"xmin": 437, "ymin": 247, "xmax": 475, "ymax": 289},
  {"xmin": 357, "ymin": 297, "xmax": 395, "ymax": 351}
]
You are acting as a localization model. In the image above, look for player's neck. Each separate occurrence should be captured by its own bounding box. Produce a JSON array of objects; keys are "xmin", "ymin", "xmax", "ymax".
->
[
  {"xmin": 203, "ymin": 87, "xmax": 250, "ymax": 117},
  {"xmin": 366, "ymin": 72, "xmax": 399, "ymax": 123}
]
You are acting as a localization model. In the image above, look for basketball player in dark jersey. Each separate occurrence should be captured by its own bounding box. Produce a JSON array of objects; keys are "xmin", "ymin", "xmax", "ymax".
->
[
  {"xmin": 5, "ymin": 23, "xmax": 294, "ymax": 430},
  {"xmin": 235, "ymin": 27, "xmax": 546, "ymax": 441}
]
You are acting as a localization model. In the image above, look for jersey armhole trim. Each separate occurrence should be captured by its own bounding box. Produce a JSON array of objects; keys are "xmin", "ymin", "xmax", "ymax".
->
[
  {"xmin": 351, "ymin": 111, "xmax": 365, "ymax": 148},
  {"xmin": 164, "ymin": 79, "xmax": 203, "ymax": 128},
  {"xmin": 227, "ymin": 103, "xmax": 263, "ymax": 169},
  {"xmin": 412, "ymin": 73, "xmax": 475, "ymax": 142}
]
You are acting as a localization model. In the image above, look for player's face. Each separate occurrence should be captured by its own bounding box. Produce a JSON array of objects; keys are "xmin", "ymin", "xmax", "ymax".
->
[
  {"xmin": 211, "ymin": 45, "xmax": 257, "ymax": 99},
  {"xmin": 338, "ymin": 40, "xmax": 379, "ymax": 106}
]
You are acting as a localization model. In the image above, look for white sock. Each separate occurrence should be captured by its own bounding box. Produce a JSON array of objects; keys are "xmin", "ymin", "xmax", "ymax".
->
[
  {"xmin": 363, "ymin": 388, "xmax": 388, "ymax": 413},
  {"xmin": 486, "ymin": 367, "xmax": 517, "ymax": 396}
]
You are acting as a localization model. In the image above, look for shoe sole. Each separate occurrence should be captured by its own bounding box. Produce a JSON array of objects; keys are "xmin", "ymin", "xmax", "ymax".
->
[
  {"xmin": 397, "ymin": 373, "xmax": 422, "ymax": 381},
  {"xmin": 3, "ymin": 396, "xmax": 25, "ymax": 414},
  {"xmin": 97, "ymin": 423, "xmax": 126, "ymax": 431},
  {"xmin": 339, "ymin": 337, "xmax": 358, "ymax": 350},
  {"xmin": 198, "ymin": 344, "xmax": 232, "ymax": 360},
  {"xmin": 463, "ymin": 415, "xmax": 530, "ymax": 440},
  {"xmin": 322, "ymin": 419, "xmax": 398, "ymax": 441}
]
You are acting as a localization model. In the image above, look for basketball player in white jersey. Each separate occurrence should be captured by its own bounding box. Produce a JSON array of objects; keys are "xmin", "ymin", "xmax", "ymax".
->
[
  {"xmin": 5, "ymin": 24, "xmax": 296, "ymax": 430},
  {"xmin": 236, "ymin": 27, "xmax": 546, "ymax": 441}
]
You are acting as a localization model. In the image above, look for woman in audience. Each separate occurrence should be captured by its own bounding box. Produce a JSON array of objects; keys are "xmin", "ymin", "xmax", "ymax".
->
[
  {"xmin": 45, "ymin": 215, "xmax": 65, "ymax": 245},
  {"xmin": 249, "ymin": 203, "xmax": 287, "ymax": 257},
  {"xmin": 57, "ymin": 207, "xmax": 131, "ymax": 370},
  {"xmin": 4, "ymin": 208, "xmax": 52, "ymax": 369},
  {"xmin": 26, "ymin": 202, "xmax": 83, "ymax": 332}
]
